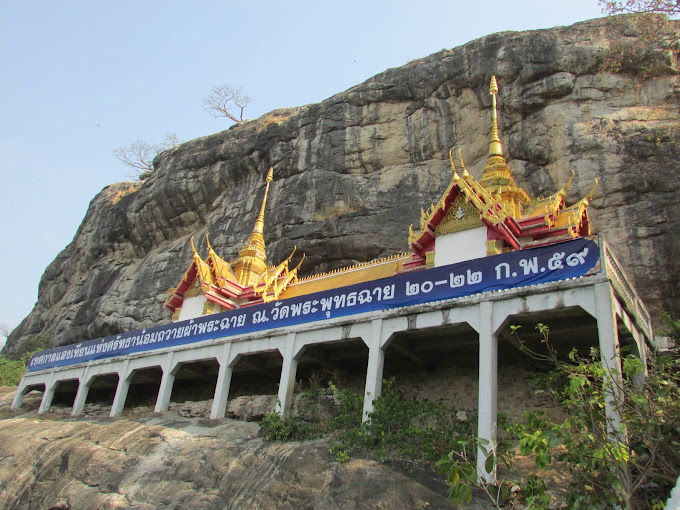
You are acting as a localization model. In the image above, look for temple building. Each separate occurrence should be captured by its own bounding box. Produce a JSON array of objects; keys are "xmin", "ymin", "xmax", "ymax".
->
[{"xmin": 166, "ymin": 76, "xmax": 598, "ymax": 322}]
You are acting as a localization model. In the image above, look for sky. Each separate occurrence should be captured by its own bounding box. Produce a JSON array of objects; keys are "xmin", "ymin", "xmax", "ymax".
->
[{"xmin": 0, "ymin": 0, "xmax": 605, "ymax": 349}]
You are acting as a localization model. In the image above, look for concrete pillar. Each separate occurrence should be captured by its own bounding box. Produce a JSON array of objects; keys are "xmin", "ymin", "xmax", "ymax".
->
[
  {"xmin": 110, "ymin": 363, "xmax": 131, "ymax": 418},
  {"xmin": 594, "ymin": 282, "xmax": 624, "ymax": 435},
  {"xmin": 276, "ymin": 332, "xmax": 301, "ymax": 419},
  {"xmin": 211, "ymin": 343, "xmax": 233, "ymax": 420},
  {"xmin": 154, "ymin": 353, "xmax": 176, "ymax": 413},
  {"xmin": 11, "ymin": 382, "xmax": 30, "ymax": 409},
  {"xmin": 477, "ymin": 301, "xmax": 498, "ymax": 484},
  {"xmin": 362, "ymin": 319, "xmax": 385, "ymax": 422},
  {"xmin": 71, "ymin": 370, "xmax": 91, "ymax": 416},
  {"xmin": 38, "ymin": 373, "xmax": 57, "ymax": 415}
]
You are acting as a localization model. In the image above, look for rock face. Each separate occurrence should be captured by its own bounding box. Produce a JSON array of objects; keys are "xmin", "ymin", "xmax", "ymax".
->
[
  {"xmin": 5, "ymin": 16, "xmax": 680, "ymax": 356},
  {"xmin": 0, "ymin": 413, "xmax": 453, "ymax": 509}
]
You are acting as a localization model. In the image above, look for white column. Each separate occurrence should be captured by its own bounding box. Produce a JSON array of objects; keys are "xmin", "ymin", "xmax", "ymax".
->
[
  {"xmin": 38, "ymin": 373, "xmax": 57, "ymax": 415},
  {"xmin": 11, "ymin": 381, "xmax": 30, "ymax": 409},
  {"xmin": 211, "ymin": 343, "xmax": 233, "ymax": 420},
  {"xmin": 276, "ymin": 332, "xmax": 300, "ymax": 419},
  {"xmin": 154, "ymin": 353, "xmax": 176, "ymax": 413},
  {"xmin": 110, "ymin": 362, "xmax": 131, "ymax": 418},
  {"xmin": 477, "ymin": 300, "xmax": 498, "ymax": 484},
  {"xmin": 71, "ymin": 370, "xmax": 91, "ymax": 416},
  {"xmin": 594, "ymin": 282, "xmax": 624, "ymax": 435},
  {"xmin": 362, "ymin": 319, "xmax": 385, "ymax": 422}
]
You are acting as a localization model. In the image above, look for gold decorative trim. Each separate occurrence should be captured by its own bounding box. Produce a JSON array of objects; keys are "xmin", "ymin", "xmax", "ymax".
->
[
  {"xmin": 296, "ymin": 252, "xmax": 411, "ymax": 282},
  {"xmin": 184, "ymin": 280, "xmax": 203, "ymax": 298},
  {"xmin": 425, "ymin": 251, "xmax": 435, "ymax": 268},
  {"xmin": 203, "ymin": 300, "xmax": 214, "ymax": 315},
  {"xmin": 486, "ymin": 240, "xmax": 502, "ymax": 256},
  {"xmin": 435, "ymin": 195, "xmax": 484, "ymax": 236}
]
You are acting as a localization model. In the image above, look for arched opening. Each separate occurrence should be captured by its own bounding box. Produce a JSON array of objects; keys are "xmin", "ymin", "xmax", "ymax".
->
[
  {"xmin": 227, "ymin": 350, "xmax": 283, "ymax": 420},
  {"xmin": 15, "ymin": 383, "xmax": 46, "ymax": 412},
  {"xmin": 168, "ymin": 358, "xmax": 220, "ymax": 418},
  {"xmin": 496, "ymin": 306, "xmax": 600, "ymax": 422},
  {"xmin": 83, "ymin": 373, "xmax": 119, "ymax": 416},
  {"xmin": 384, "ymin": 322, "xmax": 480, "ymax": 415},
  {"xmin": 292, "ymin": 338, "xmax": 369, "ymax": 421},
  {"xmin": 50, "ymin": 379, "xmax": 79, "ymax": 414},
  {"xmin": 296, "ymin": 338, "xmax": 369, "ymax": 392},
  {"xmin": 124, "ymin": 366, "xmax": 163, "ymax": 413}
]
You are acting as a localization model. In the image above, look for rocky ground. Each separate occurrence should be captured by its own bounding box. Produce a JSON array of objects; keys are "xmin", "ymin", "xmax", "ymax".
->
[{"xmin": 0, "ymin": 386, "xmax": 467, "ymax": 510}]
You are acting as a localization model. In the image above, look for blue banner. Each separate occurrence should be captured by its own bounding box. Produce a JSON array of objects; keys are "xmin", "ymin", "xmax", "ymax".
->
[{"xmin": 28, "ymin": 237, "xmax": 600, "ymax": 372}]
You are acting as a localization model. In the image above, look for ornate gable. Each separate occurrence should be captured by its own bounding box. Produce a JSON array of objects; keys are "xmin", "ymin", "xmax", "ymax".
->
[{"xmin": 435, "ymin": 194, "xmax": 484, "ymax": 236}]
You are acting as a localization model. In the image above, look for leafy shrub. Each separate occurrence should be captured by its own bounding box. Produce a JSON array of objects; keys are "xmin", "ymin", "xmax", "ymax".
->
[
  {"xmin": 0, "ymin": 356, "xmax": 27, "ymax": 386},
  {"xmin": 329, "ymin": 378, "xmax": 476, "ymax": 464},
  {"xmin": 260, "ymin": 410, "xmax": 322, "ymax": 442},
  {"xmin": 508, "ymin": 324, "xmax": 680, "ymax": 510}
]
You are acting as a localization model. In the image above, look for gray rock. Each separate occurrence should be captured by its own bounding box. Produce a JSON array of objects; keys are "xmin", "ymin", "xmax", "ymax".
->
[{"xmin": 5, "ymin": 16, "xmax": 680, "ymax": 356}]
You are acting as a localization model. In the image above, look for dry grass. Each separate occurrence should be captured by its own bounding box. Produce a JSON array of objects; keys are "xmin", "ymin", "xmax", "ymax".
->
[
  {"xmin": 313, "ymin": 199, "xmax": 365, "ymax": 223},
  {"xmin": 107, "ymin": 182, "xmax": 141, "ymax": 205},
  {"xmin": 256, "ymin": 112, "xmax": 292, "ymax": 133}
]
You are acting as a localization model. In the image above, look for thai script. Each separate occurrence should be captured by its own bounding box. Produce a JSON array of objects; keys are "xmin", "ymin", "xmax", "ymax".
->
[
  {"xmin": 27, "ymin": 239, "xmax": 598, "ymax": 372},
  {"xmin": 406, "ymin": 269, "xmax": 482, "ymax": 296},
  {"xmin": 495, "ymin": 246, "xmax": 592, "ymax": 280}
]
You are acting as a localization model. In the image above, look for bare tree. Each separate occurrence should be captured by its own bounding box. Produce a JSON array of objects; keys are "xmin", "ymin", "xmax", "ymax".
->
[
  {"xmin": 113, "ymin": 134, "xmax": 181, "ymax": 180},
  {"xmin": 201, "ymin": 84, "xmax": 252, "ymax": 123},
  {"xmin": 598, "ymin": 0, "xmax": 680, "ymax": 72},
  {"xmin": 0, "ymin": 321, "xmax": 12, "ymax": 338},
  {"xmin": 601, "ymin": 0, "xmax": 680, "ymax": 18}
]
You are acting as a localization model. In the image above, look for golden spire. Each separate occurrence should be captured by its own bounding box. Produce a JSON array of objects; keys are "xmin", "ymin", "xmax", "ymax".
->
[
  {"xmin": 479, "ymin": 75, "xmax": 530, "ymax": 218},
  {"xmin": 252, "ymin": 167, "xmax": 274, "ymax": 240},
  {"xmin": 489, "ymin": 75, "xmax": 503, "ymax": 156},
  {"xmin": 233, "ymin": 167, "xmax": 275, "ymax": 286}
]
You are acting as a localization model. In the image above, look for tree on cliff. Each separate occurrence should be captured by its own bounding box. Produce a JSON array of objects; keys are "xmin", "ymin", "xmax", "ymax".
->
[
  {"xmin": 201, "ymin": 84, "xmax": 252, "ymax": 123},
  {"xmin": 113, "ymin": 134, "xmax": 181, "ymax": 180},
  {"xmin": 601, "ymin": 0, "xmax": 680, "ymax": 18},
  {"xmin": 599, "ymin": 0, "xmax": 680, "ymax": 62},
  {"xmin": 0, "ymin": 322, "xmax": 12, "ymax": 350}
]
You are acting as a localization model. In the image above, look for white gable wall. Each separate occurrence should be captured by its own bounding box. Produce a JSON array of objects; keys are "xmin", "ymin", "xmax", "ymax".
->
[
  {"xmin": 177, "ymin": 295, "xmax": 207, "ymax": 321},
  {"xmin": 434, "ymin": 226, "xmax": 487, "ymax": 267}
]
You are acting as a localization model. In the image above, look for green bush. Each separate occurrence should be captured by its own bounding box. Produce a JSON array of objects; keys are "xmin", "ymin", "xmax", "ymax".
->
[
  {"xmin": 329, "ymin": 378, "xmax": 476, "ymax": 464},
  {"xmin": 260, "ymin": 410, "xmax": 323, "ymax": 442},
  {"xmin": 438, "ymin": 322, "xmax": 680, "ymax": 509},
  {"xmin": 508, "ymin": 324, "xmax": 680, "ymax": 509},
  {"xmin": 0, "ymin": 356, "xmax": 27, "ymax": 386},
  {"xmin": 259, "ymin": 378, "xmax": 477, "ymax": 471},
  {"xmin": 510, "ymin": 346, "xmax": 680, "ymax": 509}
]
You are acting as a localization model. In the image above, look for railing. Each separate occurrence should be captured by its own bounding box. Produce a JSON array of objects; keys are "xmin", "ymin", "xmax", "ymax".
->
[{"xmin": 600, "ymin": 235, "xmax": 654, "ymax": 343}]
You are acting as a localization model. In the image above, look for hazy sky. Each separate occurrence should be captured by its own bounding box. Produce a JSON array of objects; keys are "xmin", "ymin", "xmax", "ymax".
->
[{"xmin": 0, "ymin": 0, "xmax": 604, "ymax": 347}]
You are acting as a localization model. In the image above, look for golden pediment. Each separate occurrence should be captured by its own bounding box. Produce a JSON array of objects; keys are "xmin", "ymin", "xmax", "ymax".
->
[{"xmin": 435, "ymin": 195, "xmax": 484, "ymax": 236}]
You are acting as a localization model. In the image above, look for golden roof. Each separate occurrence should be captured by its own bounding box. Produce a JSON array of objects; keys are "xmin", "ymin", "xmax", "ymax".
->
[
  {"xmin": 206, "ymin": 233, "xmax": 237, "ymax": 288},
  {"xmin": 252, "ymin": 247, "xmax": 305, "ymax": 302}
]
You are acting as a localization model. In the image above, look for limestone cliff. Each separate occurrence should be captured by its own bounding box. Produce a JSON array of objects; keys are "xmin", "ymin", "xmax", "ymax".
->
[{"xmin": 5, "ymin": 16, "xmax": 680, "ymax": 356}]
